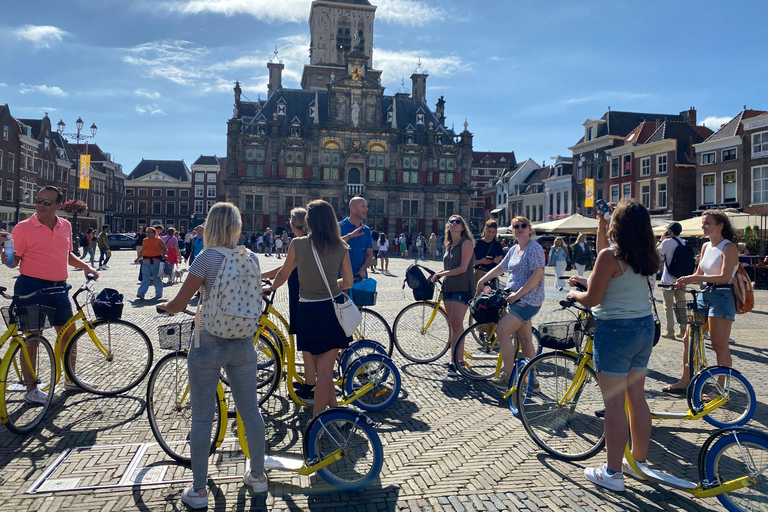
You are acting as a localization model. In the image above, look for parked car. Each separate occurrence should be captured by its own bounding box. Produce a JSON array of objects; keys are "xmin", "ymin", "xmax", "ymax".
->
[{"xmin": 107, "ymin": 234, "xmax": 136, "ymax": 250}]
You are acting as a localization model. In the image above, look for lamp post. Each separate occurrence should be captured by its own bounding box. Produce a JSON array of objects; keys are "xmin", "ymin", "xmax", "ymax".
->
[{"xmin": 57, "ymin": 117, "xmax": 97, "ymax": 250}]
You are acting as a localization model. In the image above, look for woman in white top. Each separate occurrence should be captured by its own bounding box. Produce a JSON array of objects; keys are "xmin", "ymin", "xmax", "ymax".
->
[
  {"xmin": 665, "ymin": 210, "xmax": 739, "ymax": 392},
  {"xmin": 377, "ymin": 233, "xmax": 389, "ymax": 272}
]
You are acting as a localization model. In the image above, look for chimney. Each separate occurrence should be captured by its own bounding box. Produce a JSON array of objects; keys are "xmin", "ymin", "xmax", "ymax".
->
[
  {"xmin": 267, "ymin": 61, "xmax": 284, "ymax": 98},
  {"xmin": 411, "ymin": 72, "xmax": 427, "ymax": 102},
  {"xmin": 681, "ymin": 106, "xmax": 696, "ymax": 127},
  {"xmin": 435, "ymin": 95, "xmax": 446, "ymax": 126}
]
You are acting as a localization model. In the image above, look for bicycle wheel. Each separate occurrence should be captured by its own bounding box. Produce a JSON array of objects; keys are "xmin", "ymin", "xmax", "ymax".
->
[
  {"xmin": 688, "ymin": 327, "xmax": 706, "ymax": 381},
  {"xmin": 392, "ymin": 302, "xmax": 450, "ymax": 363},
  {"xmin": 338, "ymin": 340, "xmax": 388, "ymax": 375},
  {"xmin": 517, "ymin": 351, "xmax": 605, "ymax": 460},
  {"xmin": 305, "ymin": 409, "xmax": 384, "ymax": 490},
  {"xmin": 64, "ymin": 319, "xmax": 153, "ymax": 395},
  {"xmin": 704, "ymin": 430, "xmax": 768, "ymax": 512},
  {"xmin": 254, "ymin": 334, "xmax": 281, "ymax": 406},
  {"xmin": 146, "ymin": 351, "xmax": 223, "ymax": 463},
  {"xmin": 356, "ymin": 309, "xmax": 394, "ymax": 357},
  {"xmin": 453, "ymin": 322, "xmax": 505, "ymax": 380},
  {"xmin": 343, "ymin": 354, "xmax": 401, "ymax": 412},
  {"xmin": 1, "ymin": 335, "xmax": 55, "ymax": 435},
  {"xmin": 689, "ymin": 366, "xmax": 756, "ymax": 428}
]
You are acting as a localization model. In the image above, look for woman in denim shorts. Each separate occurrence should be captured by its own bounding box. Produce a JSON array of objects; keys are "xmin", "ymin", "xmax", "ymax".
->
[
  {"xmin": 429, "ymin": 215, "xmax": 475, "ymax": 378},
  {"xmin": 666, "ymin": 210, "xmax": 739, "ymax": 392},
  {"xmin": 566, "ymin": 199, "xmax": 660, "ymax": 492},
  {"xmin": 474, "ymin": 216, "xmax": 545, "ymax": 389}
]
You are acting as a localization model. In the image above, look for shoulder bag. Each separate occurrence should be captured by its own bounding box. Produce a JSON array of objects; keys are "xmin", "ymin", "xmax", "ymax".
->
[{"xmin": 310, "ymin": 241, "xmax": 362, "ymax": 337}]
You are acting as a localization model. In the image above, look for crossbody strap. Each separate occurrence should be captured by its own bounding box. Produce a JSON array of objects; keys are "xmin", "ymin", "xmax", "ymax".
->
[{"xmin": 310, "ymin": 241, "xmax": 335, "ymax": 300}]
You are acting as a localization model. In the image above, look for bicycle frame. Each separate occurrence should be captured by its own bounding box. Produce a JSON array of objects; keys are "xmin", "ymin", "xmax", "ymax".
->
[{"xmin": 0, "ymin": 324, "xmax": 41, "ymax": 396}]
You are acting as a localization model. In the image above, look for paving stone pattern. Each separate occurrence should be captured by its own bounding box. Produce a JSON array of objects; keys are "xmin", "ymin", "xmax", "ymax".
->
[{"xmin": 0, "ymin": 249, "xmax": 767, "ymax": 511}]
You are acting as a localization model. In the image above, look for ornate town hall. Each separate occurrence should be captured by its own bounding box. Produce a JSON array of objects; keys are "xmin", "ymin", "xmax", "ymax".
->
[{"xmin": 226, "ymin": 0, "xmax": 473, "ymax": 236}]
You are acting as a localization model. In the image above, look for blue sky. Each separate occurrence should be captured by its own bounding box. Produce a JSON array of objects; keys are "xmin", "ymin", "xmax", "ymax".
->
[{"xmin": 2, "ymin": 0, "xmax": 766, "ymax": 174}]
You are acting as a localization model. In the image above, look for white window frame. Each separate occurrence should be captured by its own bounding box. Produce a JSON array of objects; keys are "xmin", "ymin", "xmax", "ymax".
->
[
  {"xmin": 640, "ymin": 158, "xmax": 650, "ymax": 177},
  {"xmin": 752, "ymin": 165, "xmax": 768, "ymax": 204},
  {"xmin": 207, "ymin": 173, "xmax": 216, "ymax": 182},
  {"xmin": 6, "ymin": 180, "xmax": 13, "ymax": 202},
  {"xmin": 752, "ymin": 131, "xmax": 768, "ymax": 158},
  {"xmin": 656, "ymin": 179, "xmax": 667, "ymax": 209},
  {"xmin": 639, "ymin": 181, "xmax": 651, "ymax": 209},
  {"xmin": 722, "ymin": 147, "xmax": 737, "ymax": 162},
  {"xmin": 702, "ymin": 172, "xmax": 716, "ymax": 205},
  {"xmin": 610, "ymin": 158, "xmax": 619, "ymax": 178},
  {"xmin": 657, "ymin": 154, "xmax": 667, "ymax": 174},
  {"xmin": 0, "ymin": 149, "xmax": 3, "ymax": 170},
  {"xmin": 722, "ymin": 170, "xmax": 737, "ymax": 203},
  {"xmin": 194, "ymin": 200, "xmax": 204, "ymax": 214},
  {"xmin": 195, "ymin": 185, "xmax": 204, "ymax": 197},
  {"xmin": 195, "ymin": 172, "xmax": 204, "ymax": 182},
  {"xmin": 622, "ymin": 183, "xmax": 631, "ymax": 199},
  {"xmin": 207, "ymin": 185, "xmax": 216, "ymax": 198},
  {"xmin": 2, "ymin": 126, "xmax": 8, "ymax": 141}
]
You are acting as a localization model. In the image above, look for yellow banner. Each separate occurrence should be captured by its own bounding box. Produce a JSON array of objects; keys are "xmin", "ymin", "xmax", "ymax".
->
[
  {"xmin": 584, "ymin": 178, "xmax": 594, "ymax": 207},
  {"xmin": 79, "ymin": 154, "xmax": 90, "ymax": 189}
]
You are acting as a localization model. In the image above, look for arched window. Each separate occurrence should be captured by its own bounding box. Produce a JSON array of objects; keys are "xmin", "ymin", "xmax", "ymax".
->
[{"xmin": 348, "ymin": 168, "xmax": 361, "ymax": 184}]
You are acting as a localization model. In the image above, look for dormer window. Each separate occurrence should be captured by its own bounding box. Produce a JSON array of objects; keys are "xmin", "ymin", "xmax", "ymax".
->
[
  {"xmin": 587, "ymin": 126, "xmax": 594, "ymax": 141},
  {"xmin": 257, "ymin": 120, "xmax": 266, "ymax": 135},
  {"xmin": 416, "ymin": 113, "xmax": 424, "ymax": 125},
  {"xmin": 277, "ymin": 101, "xmax": 286, "ymax": 116},
  {"xmin": 387, "ymin": 111, "xmax": 393, "ymax": 123}
]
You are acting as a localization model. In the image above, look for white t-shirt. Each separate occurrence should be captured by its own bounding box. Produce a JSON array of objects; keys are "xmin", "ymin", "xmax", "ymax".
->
[
  {"xmin": 275, "ymin": 238, "xmax": 283, "ymax": 249},
  {"xmin": 658, "ymin": 236, "xmax": 686, "ymax": 283},
  {"xmin": 377, "ymin": 240, "xmax": 389, "ymax": 252}
]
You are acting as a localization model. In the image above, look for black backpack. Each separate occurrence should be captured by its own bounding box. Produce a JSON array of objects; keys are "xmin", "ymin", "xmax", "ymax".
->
[
  {"xmin": 471, "ymin": 289, "xmax": 506, "ymax": 324},
  {"xmin": 666, "ymin": 238, "xmax": 695, "ymax": 278},
  {"xmin": 403, "ymin": 263, "xmax": 435, "ymax": 301},
  {"xmin": 79, "ymin": 233, "xmax": 88, "ymax": 247}
]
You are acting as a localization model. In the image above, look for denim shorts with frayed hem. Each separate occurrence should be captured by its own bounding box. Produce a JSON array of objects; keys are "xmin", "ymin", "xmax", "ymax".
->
[
  {"xmin": 443, "ymin": 290, "xmax": 472, "ymax": 305},
  {"xmin": 698, "ymin": 288, "xmax": 736, "ymax": 322},
  {"xmin": 593, "ymin": 315, "xmax": 654, "ymax": 378},
  {"xmin": 506, "ymin": 301, "xmax": 541, "ymax": 323}
]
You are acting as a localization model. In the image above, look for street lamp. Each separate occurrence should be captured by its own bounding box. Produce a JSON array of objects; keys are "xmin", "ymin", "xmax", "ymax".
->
[{"xmin": 57, "ymin": 117, "xmax": 98, "ymax": 250}]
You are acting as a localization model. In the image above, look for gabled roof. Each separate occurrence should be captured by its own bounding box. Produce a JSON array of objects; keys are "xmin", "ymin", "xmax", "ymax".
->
[
  {"xmin": 645, "ymin": 121, "xmax": 712, "ymax": 165},
  {"xmin": 17, "ymin": 118, "xmax": 43, "ymax": 139},
  {"xmin": 241, "ymin": 89, "xmax": 329, "ymax": 132},
  {"xmin": 126, "ymin": 159, "xmax": 190, "ymax": 182},
  {"xmin": 472, "ymin": 151, "xmax": 517, "ymax": 168},
  {"xmin": 524, "ymin": 166, "xmax": 552, "ymax": 189},
  {"xmin": 703, "ymin": 109, "xmax": 768, "ymax": 143},
  {"xmin": 575, "ymin": 110, "xmax": 688, "ymax": 144},
  {"xmin": 193, "ymin": 155, "xmax": 219, "ymax": 166},
  {"xmin": 383, "ymin": 96, "xmax": 444, "ymax": 133},
  {"xmin": 620, "ymin": 122, "xmax": 659, "ymax": 146},
  {"xmin": 70, "ymin": 143, "xmax": 108, "ymax": 162}
]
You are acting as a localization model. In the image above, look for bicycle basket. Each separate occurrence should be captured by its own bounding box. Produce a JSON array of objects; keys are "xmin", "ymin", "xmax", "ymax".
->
[
  {"xmin": 1, "ymin": 304, "xmax": 55, "ymax": 332},
  {"xmin": 158, "ymin": 320, "xmax": 194, "ymax": 351},
  {"xmin": 412, "ymin": 282, "xmax": 435, "ymax": 301},
  {"xmin": 92, "ymin": 288, "xmax": 124, "ymax": 321},
  {"xmin": 471, "ymin": 289, "xmax": 506, "ymax": 324},
  {"xmin": 673, "ymin": 301, "xmax": 708, "ymax": 325},
  {"xmin": 537, "ymin": 321, "xmax": 582, "ymax": 350}
]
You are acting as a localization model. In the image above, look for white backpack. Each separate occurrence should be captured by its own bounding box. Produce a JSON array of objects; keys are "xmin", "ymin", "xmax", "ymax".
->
[{"xmin": 197, "ymin": 246, "xmax": 262, "ymax": 341}]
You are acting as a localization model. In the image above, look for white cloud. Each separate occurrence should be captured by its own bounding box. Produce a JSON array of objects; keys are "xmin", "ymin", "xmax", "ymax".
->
[
  {"xmin": 375, "ymin": 0, "xmax": 444, "ymax": 25},
  {"xmin": 160, "ymin": 0, "xmax": 442, "ymax": 25},
  {"xmin": 164, "ymin": 0, "xmax": 309, "ymax": 23},
  {"xmin": 18, "ymin": 83, "xmax": 68, "ymax": 97},
  {"xmin": 0, "ymin": 83, "xmax": 7, "ymax": 87},
  {"xmin": 135, "ymin": 88, "xmax": 161, "ymax": 99},
  {"xmin": 700, "ymin": 116, "xmax": 732, "ymax": 129},
  {"xmin": 373, "ymin": 49, "xmax": 469, "ymax": 87},
  {"xmin": 123, "ymin": 40, "xmax": 210, "ymax": 86},
  {"xmin": 134, "ymin": 104, "xmax": 167, "ymax": 116},
  {"xmin": 13, "ymin": 25, "xmax": 66, "ymax": 48}
]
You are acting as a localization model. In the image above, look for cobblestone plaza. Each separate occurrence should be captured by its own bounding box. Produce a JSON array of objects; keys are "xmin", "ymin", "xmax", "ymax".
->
[{"xmin": 0, "ymin": 250, "xmax": 766, "ymax": 511}]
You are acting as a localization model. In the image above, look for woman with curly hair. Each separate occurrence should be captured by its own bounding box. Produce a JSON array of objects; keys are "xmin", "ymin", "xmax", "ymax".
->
[{"xmin": 566, "ymin": 199, "xmax": 660, "ymax": 492}]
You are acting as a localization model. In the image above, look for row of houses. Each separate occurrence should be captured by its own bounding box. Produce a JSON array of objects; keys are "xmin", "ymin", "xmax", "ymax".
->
[{"xmin": 482, "ymin": 107, "xmax": 768, "ymax": 227}]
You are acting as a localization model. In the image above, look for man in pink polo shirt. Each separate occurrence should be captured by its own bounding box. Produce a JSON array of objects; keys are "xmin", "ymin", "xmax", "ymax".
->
[{"xmin": 2, "ymin": 186, "xmax": 99, "ymax": 404}]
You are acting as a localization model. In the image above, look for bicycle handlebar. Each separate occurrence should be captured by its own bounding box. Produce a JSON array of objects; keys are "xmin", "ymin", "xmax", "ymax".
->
[
  {"xmin": 0, "ymin": 283, "xmax": 71, "ymax": 302},
  {"xmin": 155, "ymin": 306, "xmax": 195, "ymax": 316}
]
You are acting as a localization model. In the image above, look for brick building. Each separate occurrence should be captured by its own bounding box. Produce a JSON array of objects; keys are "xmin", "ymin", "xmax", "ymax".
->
[
  {"xmin": 225, "ymin": 0, "xmax": 473, "ymax": 238},
  {"xmin": 741, "ymin": 111, "xmax": 768, "ymax": 215},
  {"xmin": 124, "ymin": 160, "xmax": 192, "ymax": 232},
  {"xmin": 470, "ymin": 152, "xmax": 515, "ymax": 233}
]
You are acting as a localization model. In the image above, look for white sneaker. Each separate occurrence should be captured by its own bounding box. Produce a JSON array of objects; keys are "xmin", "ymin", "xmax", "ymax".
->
[
  {"xmin": 584, "ymin": 463, "xmax": 625, "ymax": 491},
  {"xmin": 622, "ymin": 458, "xmax": 647, "ymax": 480},
  {"xmin": 24, "ymin": 388, "xmax": 48, "ymax": 405},
  {"xmin": 243, "ymin": 471, "xmax": 268, "ymax": 493},
  {"xmin": 181, "ymin": 486, "xmax": 208, "ymax": 509}
]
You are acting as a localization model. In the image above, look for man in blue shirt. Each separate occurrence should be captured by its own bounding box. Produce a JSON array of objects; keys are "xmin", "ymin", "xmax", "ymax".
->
[{"xmin": 339, "ymin": 197, "xmax": 373, "ymax": 280}]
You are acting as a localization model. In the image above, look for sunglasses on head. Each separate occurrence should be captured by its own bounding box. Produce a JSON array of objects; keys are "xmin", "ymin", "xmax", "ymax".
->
[
  {"xmin": 449, "ymin": 219, "xmax": 462, "ymax": 225},
  {"xmin": 513, "ymin": 223, "xmax": 528, "ymax": 229},
  {"xmin": 35, "ymin": 198, "xmax": 55, "ymax": 206}
]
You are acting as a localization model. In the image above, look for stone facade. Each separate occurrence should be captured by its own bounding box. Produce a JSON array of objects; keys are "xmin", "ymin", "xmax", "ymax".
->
[
  {"xmin": 225, "ymin": 0, "xmax": 473, "ymax": 238},
  {"xmin": 471, "ymin": 152, "xmax": 515, "ymax": 233}
]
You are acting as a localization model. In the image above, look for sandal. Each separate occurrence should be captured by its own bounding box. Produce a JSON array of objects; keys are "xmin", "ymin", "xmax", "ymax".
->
[{"xmin": 661, "ymin": 380, "xmax": 688, "ymax": 394}]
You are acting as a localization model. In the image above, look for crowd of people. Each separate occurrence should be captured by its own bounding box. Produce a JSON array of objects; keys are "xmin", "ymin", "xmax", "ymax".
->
[{"xmin": 0, "ymin": 185, "xmax": 755, "ymax": 506}]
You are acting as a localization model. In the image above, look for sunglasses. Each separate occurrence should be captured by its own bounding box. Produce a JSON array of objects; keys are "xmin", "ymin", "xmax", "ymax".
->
[
  {"xmin": 35, "ymin": 198, "xmax": 55, "ymax": 206},
  {"xmin": 449, "ymin": 219, "xmax": 462, "ymax": 225},
  {"xmin": 513, "ymin": 223, "xmax": 528, "ymax": 229}
]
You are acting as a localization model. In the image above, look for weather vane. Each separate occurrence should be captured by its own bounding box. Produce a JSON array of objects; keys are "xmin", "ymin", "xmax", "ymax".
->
[{"xmin": 269, "ymin": 46, "xmax": 282, "ymax": 64}]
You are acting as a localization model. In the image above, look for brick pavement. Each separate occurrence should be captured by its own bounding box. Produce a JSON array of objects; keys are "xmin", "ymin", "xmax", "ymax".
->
[{"xmin": 0, "ymin": 248, "xmax": 767, "ymax": 511}]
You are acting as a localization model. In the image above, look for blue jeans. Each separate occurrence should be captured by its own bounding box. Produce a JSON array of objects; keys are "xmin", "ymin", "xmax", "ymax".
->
[
  {"xmin": 98, "ymin": 246, "xmax": 110, "ymax": 267},
  {"xmin": 138, "ymin": 259, "xmax": 163, "ymax": 297},
  {"xmin": 593, "ymin": 315, "xmax": 654, "ymax": 378},
  {"xmin": 80, "ymin": 245, "xmax": 95, "ymax": 265},
  {"xmin": 187, "ymin": 330, "xmax": 265, "ymax": 488}
]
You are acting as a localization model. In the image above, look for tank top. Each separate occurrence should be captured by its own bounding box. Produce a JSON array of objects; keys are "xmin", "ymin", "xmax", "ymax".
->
[
  {"xmin": 591, "ymin": 253, "xmax": 652, "ymax": 321},
  {"xmin": 292, "ymin": 236, "xmax": 347, "ymax": 300},
  {"xmin": 443, "ymin": 239, "xmax": 476, "ymax": 295},
  {"xmin": 699, "ymin": 239, "xmax": 734, "ymax": 284},
  {"xmin": 142, "ymin": 237, "xmax": 163, "ymax": 258}
]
